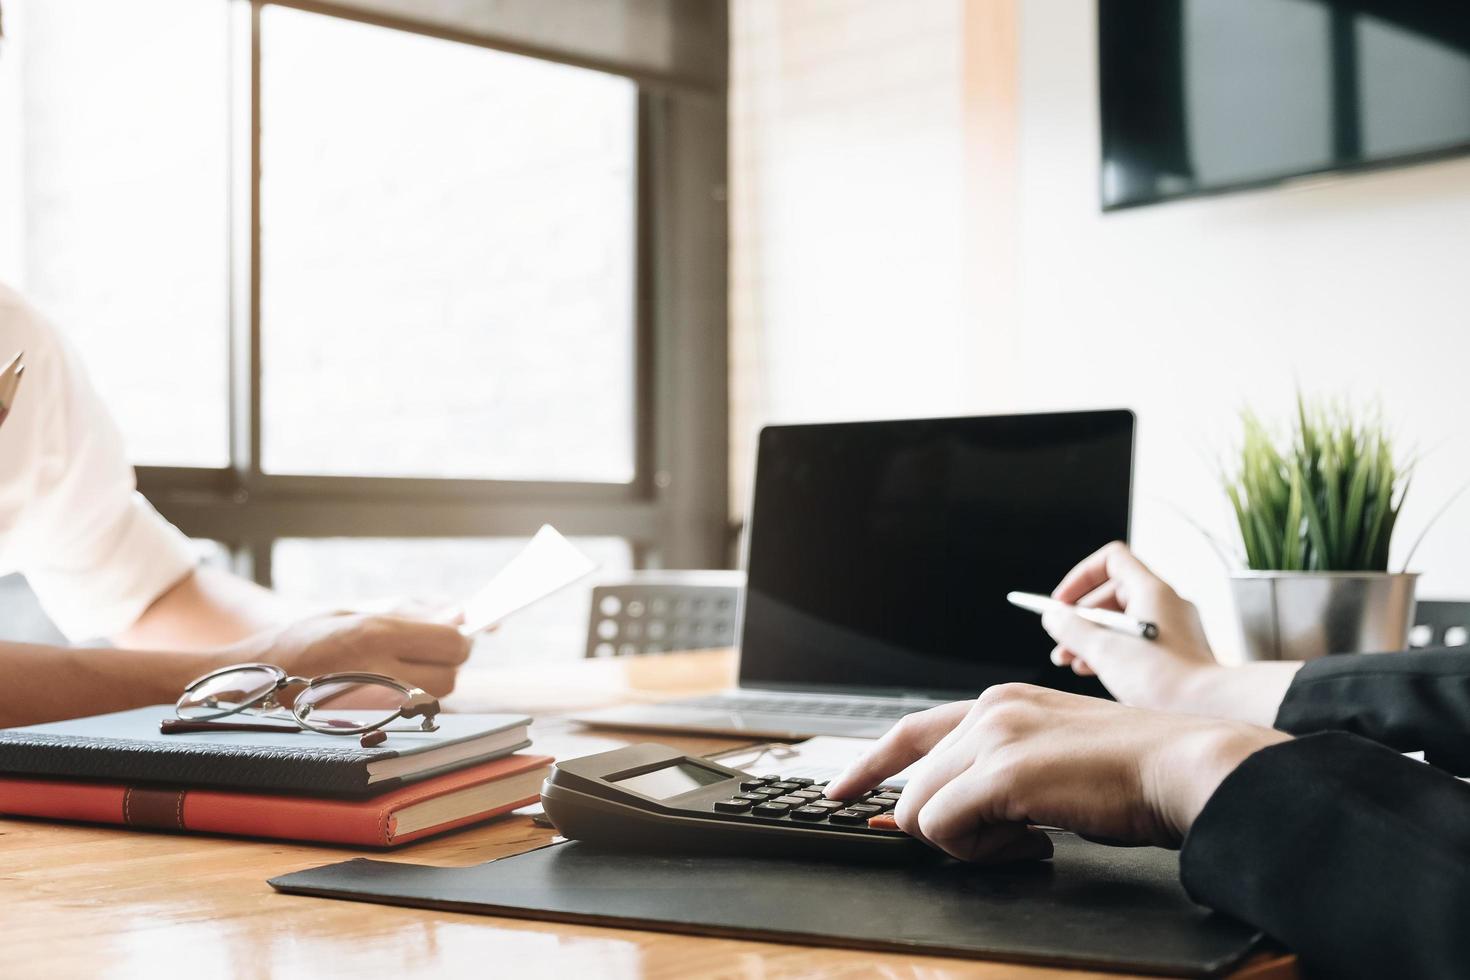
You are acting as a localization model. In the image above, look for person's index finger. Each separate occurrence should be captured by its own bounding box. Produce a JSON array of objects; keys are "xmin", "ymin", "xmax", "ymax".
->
[
  {"xmin": 824, "ymin": 703, "xmax": 967, "ymax": 800},
  {"xmin": 1053, "ymin": 542, "xmax": 1151, "ymax": 604},
  {"xmin": 1051, "ymin": 543, "xmax": 1117, "ymax": 603}
]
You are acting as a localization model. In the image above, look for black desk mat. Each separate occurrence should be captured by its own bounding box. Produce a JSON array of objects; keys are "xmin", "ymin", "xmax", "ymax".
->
[{"xmin": 269, "ymin": 832, "xmax": 1260, "ymax": 977}]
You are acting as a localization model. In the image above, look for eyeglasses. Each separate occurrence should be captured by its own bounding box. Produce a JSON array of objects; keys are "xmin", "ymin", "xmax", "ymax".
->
[{"xmin": 163, "ymin": 663, "xmax": 440, "ymax": 747}]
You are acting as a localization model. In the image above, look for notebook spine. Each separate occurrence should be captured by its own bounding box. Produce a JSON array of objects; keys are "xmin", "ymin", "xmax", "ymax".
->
[{"xmin": 0, "ymin": 735, "xmax": 370, "ymax": 795}]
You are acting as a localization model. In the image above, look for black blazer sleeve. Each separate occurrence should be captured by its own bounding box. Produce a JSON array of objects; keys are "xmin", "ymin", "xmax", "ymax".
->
[
  {"xmin": 1275, "ymin": 649, "xmax": 1470, "ymax": 773},
  {"xmin": 1180, "ymin": 733, "xmax": 1470, "ymax": 980}
]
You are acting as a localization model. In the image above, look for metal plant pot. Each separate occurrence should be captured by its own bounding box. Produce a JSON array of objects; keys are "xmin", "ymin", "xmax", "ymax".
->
[{"xmin": 1230, "ymin": 571, "xmax": 1419, "ymax": 662}]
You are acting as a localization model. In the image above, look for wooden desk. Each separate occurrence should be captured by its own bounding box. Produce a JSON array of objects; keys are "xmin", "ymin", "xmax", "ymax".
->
[{"xmin": 1, "ymin": 651, "xmax": 1294, "ymax": 980}]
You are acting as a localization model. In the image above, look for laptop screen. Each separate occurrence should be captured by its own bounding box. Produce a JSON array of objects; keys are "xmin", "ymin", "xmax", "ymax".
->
[{"xmin": 739, "ymin": 411, "xmax": 1134, "ymax": 699}]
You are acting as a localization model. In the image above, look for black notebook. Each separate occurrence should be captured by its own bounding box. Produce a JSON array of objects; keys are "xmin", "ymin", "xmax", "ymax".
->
[
  {"xmin": 0, "ymin": 706, "xmax": 531, "ymax": 797},
  {"xmin": 270, "ymin": 833, "xmax": 1263, "ymax": 976}
]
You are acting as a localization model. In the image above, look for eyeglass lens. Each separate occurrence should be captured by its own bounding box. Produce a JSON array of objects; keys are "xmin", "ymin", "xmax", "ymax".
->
[
  {"xmin": 176, "ymin": 666, "xmax": 281, "ymax": 720},
  {"xmin": 294, "ymin": 678, "xmax": 414, "ymax": 733}
]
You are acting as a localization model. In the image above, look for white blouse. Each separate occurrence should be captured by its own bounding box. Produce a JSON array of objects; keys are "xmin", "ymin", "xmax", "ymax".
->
[{"xmin": 0, "ymin": 283, "xmax": 195, "ymax": 641}]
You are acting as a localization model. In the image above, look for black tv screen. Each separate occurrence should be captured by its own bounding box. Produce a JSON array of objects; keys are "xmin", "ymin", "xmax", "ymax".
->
[{"xmin": 1099, "ymin": 1, "xmax": 1470, "ymax": 210}]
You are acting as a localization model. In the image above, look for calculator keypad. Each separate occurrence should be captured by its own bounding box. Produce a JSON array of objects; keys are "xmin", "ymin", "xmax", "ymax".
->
[{"xmin": 709, "ymin": 780, "xmax": 904, "ymax": 834}]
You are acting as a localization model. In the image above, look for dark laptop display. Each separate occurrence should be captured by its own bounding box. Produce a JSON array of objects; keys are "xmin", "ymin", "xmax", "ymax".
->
[{"xmin": 739, "ymin": 411, "xmax": 1134, "ymax": 699}]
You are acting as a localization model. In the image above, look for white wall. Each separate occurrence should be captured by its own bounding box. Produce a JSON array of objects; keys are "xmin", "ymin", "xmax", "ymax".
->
[
  {"xmin": 729, "ymin": 0, "xmax": 977, "ymax": 513},
  {"xmin": 1012, "ymin": 0, "xmax": 1470, "ymax": 656},
  {"xmin": 733, "ymin": 0, "xmax": 1470, "ymax": 658}
]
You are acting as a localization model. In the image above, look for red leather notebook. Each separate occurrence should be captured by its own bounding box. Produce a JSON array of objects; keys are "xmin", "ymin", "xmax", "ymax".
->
[{"xmin": 0, "ymin": 753, "xmax": 552, "ymax": 847}]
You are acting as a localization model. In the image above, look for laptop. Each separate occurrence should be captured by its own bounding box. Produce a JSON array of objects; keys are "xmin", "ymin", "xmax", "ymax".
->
[{"xmin": 574, "ymin": 410, "xmax": 1135, "ymax": 739}]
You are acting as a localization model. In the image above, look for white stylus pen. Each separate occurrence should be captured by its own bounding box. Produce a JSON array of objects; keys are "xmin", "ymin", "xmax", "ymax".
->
[{"xmin": 1007, "ymin": 591, "xmax": 1159, "ymax": 640}]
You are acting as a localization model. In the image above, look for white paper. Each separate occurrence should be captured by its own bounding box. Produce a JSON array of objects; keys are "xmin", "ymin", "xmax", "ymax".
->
[
  {"xmin": 711, "ymin": 735, "xmax": 920, "ymax": 788},
  {"xmin": 460, "ymin": 525, "xmax": 599, "ymax": 634}
]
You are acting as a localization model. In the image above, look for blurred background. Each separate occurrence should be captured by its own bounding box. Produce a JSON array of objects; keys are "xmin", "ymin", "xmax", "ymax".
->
[{"xmin": 2, "ymin": 0, "xmax": 1468, "ymax": 663}]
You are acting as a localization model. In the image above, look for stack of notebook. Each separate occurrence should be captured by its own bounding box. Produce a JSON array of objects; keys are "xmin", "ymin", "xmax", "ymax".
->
[{"xmin": 0, "ymin": 706, "xmax": 551, "ymax": 847}]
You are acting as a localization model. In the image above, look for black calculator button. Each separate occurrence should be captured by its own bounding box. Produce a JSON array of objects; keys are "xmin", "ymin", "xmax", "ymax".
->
[
  {"xmin": 713, "ymin": 799, "xmax": 753, "ymax": 813},
  {"xmin": 758, "ymin": 775, "xmax": 781, "ymax": 782},
  {"xmin": 810, "ymin": 800, "xmax": 844, "ymax": 810},
  {"xmin": 773, "ymin": 795, "xmax": 807, "ymax": 805},
  {"xmin": 768, "ymin": 782, "xmax": 800, "ymax": 792},
  {"xmin": 865, "ymin": 799, "xmax": 895, "ymax": 811},
  {"xmin": 754, "ymin": 787, "xmax": 785, "ymax": 797},
  {"xmin": 790, "ymin": 806, "xmax": 828, "ymax": 820},
  {"xmin": 786, "ymin": 777, "xmax": 815, "ymax": 787},
  {"xmin": 791, "ymin": 790, "xmax": 822, "ymax": 801},
  {"xmin": 735, "ymin": 792, "xmax": 767, "ymax": 802},
  {"xmin": 848, "ymin": 804, "xmax": 882, "ymax": 815},
  {"xmin": 828, "ymin": 810, "xmax": 868, "ymax": 825},
  {"xmin": 873, "ymin": 794, "xmax": 901, "ymax": 804},
  {"xmin": 753, "ymin": 802, "xmax": 791, "ymax": 816},
  {"xmin": 740, "ymin": 779, "xmax": 771, "ymax": 791}
]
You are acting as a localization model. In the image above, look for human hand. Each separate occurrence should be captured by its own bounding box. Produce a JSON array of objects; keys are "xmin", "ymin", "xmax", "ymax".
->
[
  {"xmin": 824, "ymin": 685, "xmax": 1288, "ymax": 863},
  {"xmin": 225, "ymin": 613, "xmax": 472, "ymax": 698},
  {"xmin": 332, "ymin": 595, "xmax": 478, "ymax": 630},
  {"xmin": 1041, "ymin": 542, "xmax": 1221, "ymax": 713}
]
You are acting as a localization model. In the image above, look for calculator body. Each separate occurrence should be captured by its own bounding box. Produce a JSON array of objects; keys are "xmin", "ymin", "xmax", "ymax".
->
[{"xmin": 540, "ymin": 742, "xmax": 929, "ymax": 861}]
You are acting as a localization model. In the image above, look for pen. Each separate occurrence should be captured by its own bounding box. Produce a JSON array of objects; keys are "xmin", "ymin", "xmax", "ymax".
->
[
  {"xmin": 0, "ymin": 351, "xmax": 23, "ymax": 429},
  {"xmin": 1006, "ymin": 590, "xmax": 1159, "ymax": 640}
]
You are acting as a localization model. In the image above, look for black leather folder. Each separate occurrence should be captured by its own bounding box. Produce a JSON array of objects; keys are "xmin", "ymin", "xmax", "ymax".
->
[{"xmin": 270, "ymin": 831, "xmax": 1262, "ymax": 976}]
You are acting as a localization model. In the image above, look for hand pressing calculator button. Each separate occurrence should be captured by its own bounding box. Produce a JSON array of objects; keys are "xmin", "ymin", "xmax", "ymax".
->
[{"xmin": 541, "ymin": 742, "xmax": 932, "ymax": 862}]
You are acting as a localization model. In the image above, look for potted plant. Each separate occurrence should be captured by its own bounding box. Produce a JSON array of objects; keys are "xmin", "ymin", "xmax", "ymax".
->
[{"xmin": 1224, "ymin": 399, "xmax": 1418, "ymax": 661}]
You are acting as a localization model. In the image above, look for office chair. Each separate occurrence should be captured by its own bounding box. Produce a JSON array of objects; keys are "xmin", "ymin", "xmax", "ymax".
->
[
  {"xmin": 1408, "ymin": 599, "xmax": 1470, "ymax": 649},
  {"xmin": 585, "ymin": 570, "xmax": 744, "ymax": 658}
]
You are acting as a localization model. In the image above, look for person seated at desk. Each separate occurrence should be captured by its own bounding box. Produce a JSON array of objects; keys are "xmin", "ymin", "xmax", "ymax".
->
[
  {"xmin": 0, "ymin": 284, "xmax": 470, "ymax": 729},
  {"xmin": 828, "ymin": 542, "xmax": 1470, "ymax": 980}
]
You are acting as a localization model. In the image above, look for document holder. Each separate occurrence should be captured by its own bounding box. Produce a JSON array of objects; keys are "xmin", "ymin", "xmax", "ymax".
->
[{"xmin": 270, "ymin": 831, "xmax": 1262, "ymax": 977}]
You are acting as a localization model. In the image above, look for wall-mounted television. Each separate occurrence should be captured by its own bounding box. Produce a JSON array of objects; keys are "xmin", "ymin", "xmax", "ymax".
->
[{"xmin": 1099, "ymin": 0, "xmax": 1470, "ymax": 210}]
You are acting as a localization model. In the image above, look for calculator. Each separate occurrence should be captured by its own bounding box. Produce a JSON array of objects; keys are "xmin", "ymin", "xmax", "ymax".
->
[{"xmin": 540, "ymin": 742, "xmax": 930, "ymax": 861}]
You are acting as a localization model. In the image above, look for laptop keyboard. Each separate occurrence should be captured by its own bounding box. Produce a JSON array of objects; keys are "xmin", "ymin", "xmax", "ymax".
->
[{"xmin": 666, "ymin": 692, "xmax": 940, "ymax": 719}]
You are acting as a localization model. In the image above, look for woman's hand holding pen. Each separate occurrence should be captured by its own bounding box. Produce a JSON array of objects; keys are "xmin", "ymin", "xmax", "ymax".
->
[
  {"xmin": 1042, "ymin": 542, "xmax": 1303, "ymax": 727},
  {"xmin": 1040, "ymin": 542, "xmax": 1221, "ymax": 712}
]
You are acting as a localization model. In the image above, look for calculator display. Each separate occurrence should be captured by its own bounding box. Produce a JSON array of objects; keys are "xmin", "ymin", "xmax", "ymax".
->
[{"xmin": 612, "ymin": 762, "xmax": 727, "ymax": 800}]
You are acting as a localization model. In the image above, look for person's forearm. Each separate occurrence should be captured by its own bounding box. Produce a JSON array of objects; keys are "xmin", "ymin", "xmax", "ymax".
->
[
  {"xmin": 1181, "ymin": 733, "xmax": 1470, "ymax": 979},
  {"xmin": 112, "ymin": 566, "xmax": 302, "ymax": 651},
  {"xmin": 1179, "ymin": 661, "xmax": 1303, "ymax": 727},
  {"xmin": 0, "ymin": 641, "xmax": 237, "ymax": 728}
]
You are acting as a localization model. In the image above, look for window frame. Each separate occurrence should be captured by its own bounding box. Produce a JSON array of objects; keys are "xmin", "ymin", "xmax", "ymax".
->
[{"xmin": 137, "ymin": 0, "xmax": 729, "ymax": 585}]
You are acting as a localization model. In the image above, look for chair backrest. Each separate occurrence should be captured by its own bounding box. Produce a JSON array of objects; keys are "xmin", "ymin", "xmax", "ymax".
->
[
  {"xmin": 586, "ymin": 570, "xmax": 745, "ymax": 658},
  {"xmin": 1409, "ymin": 599, "xmax": 1470, "ymax": 649}
]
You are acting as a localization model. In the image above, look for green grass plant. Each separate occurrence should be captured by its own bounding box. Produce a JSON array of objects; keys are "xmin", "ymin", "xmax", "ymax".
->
[{"xmin": 1225, "ymin": 397, "xmax": 1408, "ymax": 572}]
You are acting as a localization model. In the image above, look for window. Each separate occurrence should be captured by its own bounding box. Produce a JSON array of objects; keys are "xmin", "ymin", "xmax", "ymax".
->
[
  {"xmin": 258, "ymin": 8, "xmax": 637, "ymax": 481},
  {"xmin": 0, "ymin": 0, "xmax": 727, "ymax": 662}
]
